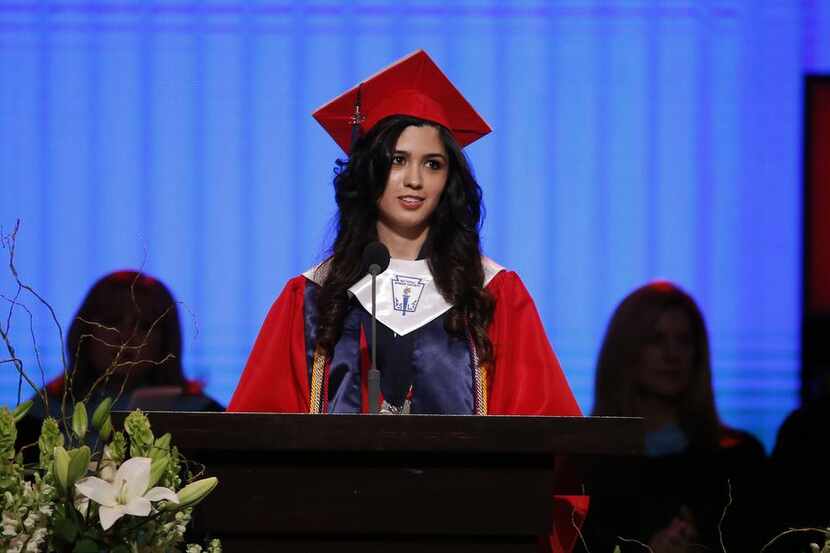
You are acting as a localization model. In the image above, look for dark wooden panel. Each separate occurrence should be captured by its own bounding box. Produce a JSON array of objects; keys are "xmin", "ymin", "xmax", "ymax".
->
[
  {"xmin": 196, "ymin": 457, "xmax": 552, "ymax": 535},
  {"xmin": 212, "ymin": 536, "xmax": 538, "ymax": 553},
  {"xmin": 108, "ymin": 412, "xmax": 642, "ymax": 552},
  {"xmin": 125, "ymin": 412, "xmax": 642, "ymax": 457}
]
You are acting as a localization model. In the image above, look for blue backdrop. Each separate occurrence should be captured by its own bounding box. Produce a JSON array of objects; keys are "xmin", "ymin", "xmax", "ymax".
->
[{"xmin": 3, "ymin": 1, "xmax": 830, "ymax": 450}]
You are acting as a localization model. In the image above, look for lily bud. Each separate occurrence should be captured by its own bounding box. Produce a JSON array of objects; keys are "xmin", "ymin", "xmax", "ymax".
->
[
  {"xmin": 67, "ymin": 445, "xmax": 91, "ymax": 485},
  {"xmin": 72, "ymin": 402, "xmax": 88, "ymax": 441},
  {"xmin": 53, "ymin": 446, "xmax": 70, "ymax": 494},
  {"xmin": 91, "ymin": 397, "xmax": 113, "ymax": 430},
  {"xmin": 167, "ymin": 477, "xmax": 218, "ymax": 510},
  {"xmin": 12, "ymin": 400, "xmax": 33, "ymax": 423},
  {"xmin": 99, "ymin": 416, "xmax": 113, "ymax": 442}
]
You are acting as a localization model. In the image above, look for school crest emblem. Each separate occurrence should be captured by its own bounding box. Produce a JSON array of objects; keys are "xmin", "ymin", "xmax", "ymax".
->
[{"xmin": 391, "ymin": 274, "xmax": 425, "ymax": 316}]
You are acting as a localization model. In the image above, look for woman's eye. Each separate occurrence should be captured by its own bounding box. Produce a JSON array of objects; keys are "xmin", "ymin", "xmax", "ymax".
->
[
  {"xmin": 425, "ymin": 159, "xmax": 443, "ymax": 170},
  {"xmin": 391, "ymin": 155, "xmax": 406, "ymax": 165}
]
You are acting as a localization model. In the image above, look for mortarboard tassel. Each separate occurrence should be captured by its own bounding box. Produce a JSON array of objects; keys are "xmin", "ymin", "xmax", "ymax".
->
[{"xmin": 349, "ymin": 84, "xmax": 366, "ymax": 152}]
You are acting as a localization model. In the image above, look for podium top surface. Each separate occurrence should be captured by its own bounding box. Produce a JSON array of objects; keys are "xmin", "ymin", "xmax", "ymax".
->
[{"xmin": 126, "ymin": 412, "xmax": 642, "ymax": 457}]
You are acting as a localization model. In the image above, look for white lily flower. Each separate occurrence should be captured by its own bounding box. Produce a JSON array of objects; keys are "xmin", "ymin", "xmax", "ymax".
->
[{"xmin": 75, "ymin": 457, "xmax": 179, "ymax": 531}]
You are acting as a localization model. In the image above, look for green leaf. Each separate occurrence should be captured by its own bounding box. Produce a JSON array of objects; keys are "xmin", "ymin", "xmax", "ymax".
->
[
  {"xmin": 72, "ymin": 538, "xmax": 100, "ymax": 553},
  {"xmin": 148, "ymin": 455, "xmax": 169, "ymax": 488},
  {"xmin": 12, "ymin": 399, "xmax": 33, "ymax": 422},
  {"xmin": 150, "ymin": 432, "xmax": 172, "ymax": 462},
  {"xmin": 53, "ymin": 514, "xmax": 79, "ymax": 543}
]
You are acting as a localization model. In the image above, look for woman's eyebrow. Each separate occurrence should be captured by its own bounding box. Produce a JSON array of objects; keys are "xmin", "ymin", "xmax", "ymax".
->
[{"xmin": 393, "ymin": 150, "xmax": 447, "ymax": 161}]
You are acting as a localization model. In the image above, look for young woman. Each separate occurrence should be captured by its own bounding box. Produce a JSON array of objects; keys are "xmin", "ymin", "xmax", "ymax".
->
[
  {"xmin": 578, "ymin": 281, "xmax": 767, "ymax": 553},
  {"xmin": 228, "ymin": 50, "xmax": 586, "ymax": 552}
]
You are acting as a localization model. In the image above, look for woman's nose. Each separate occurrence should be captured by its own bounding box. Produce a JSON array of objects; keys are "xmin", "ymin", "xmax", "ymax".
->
[{"xmin": 404, "ymin": 166, "xmax": 423, "ymax": 188}]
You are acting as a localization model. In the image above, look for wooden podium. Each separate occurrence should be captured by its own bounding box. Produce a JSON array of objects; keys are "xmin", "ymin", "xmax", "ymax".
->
[{"xmin": 137, "ymin": 412, "xmax": 641, "ymax": 553}]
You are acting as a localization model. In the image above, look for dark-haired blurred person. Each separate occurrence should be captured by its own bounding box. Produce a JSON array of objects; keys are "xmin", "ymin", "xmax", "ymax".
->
[
  {"xmin": 18, "ymin": 270, "xmax": 222, "ymax": 448},
  {"xmin": 768, "ymin": 392, "xmax": 830, "ymax": 551},
  {"xmin": 576, "ymin": 281, "xmax": 768, "ymax": 553}
]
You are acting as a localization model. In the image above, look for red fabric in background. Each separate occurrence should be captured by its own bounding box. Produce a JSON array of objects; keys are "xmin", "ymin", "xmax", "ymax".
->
[{"xmin": 808, "ymin": 82, "xmax": 830, "ymax": 311}]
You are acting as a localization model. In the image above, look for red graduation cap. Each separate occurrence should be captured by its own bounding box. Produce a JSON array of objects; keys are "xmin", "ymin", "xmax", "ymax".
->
[{"xmin": 313, "ymin": 50, "xmax": 492, "ymax": 154}]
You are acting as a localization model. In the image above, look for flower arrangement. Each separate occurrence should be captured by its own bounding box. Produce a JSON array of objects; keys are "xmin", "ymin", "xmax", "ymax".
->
[
  {"xmin": 0, "ymin": 221, "xmax": 220, "ymax": 552},
  {"xmin": 1, "ymin": 399, "xmax": 219, "ymax": 553}
]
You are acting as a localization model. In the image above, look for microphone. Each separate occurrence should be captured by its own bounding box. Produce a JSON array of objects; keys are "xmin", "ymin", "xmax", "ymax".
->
[
  {"xmin": 361, "ymin": 241, "xmax": 390, "ymax": 414},
  {"xmin": 362, "ymin": 241, "xmax": 390, "ymax": 277}
]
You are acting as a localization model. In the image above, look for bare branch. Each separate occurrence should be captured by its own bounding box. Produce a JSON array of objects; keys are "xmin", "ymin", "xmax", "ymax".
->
[
  {"xmin": 178, "ymin": 300, "xmax": 200, "ymax": 343},
  {"xmin": 718, "ymin": 479, "xmax": 733, "ymax": 553},
  {"xmin": 2, "ymin": 220, "xmax": 68, "ymax": 373},
  {"xmin": 1, "ymin": 221, "xmax": 197, "ymax": 437},
  {"xmin": 77, "ymin": 303, "xmax": 177, "ymax": 406},
  {"xmin": 1, "ymin": 220, "xmax": 68, "ymax": 418},
  {"xmin": 617, "ymin": 536, "xmax": 654, "ymax": 552},
  {"xmin": 571, "ymin": 496, "xmax": 590, "ymax": 553},
  {"xmin": 0, "ymin": 346, "xmax": 40, "ymax": 401},
  {"xmin": 76, "ymin": 317, "xmax": 123, "ymax": 336},
  {"xmin": 3, "ymin": 282, "xmax": 21, "ymax": 335},
  {"xmin": 1, "ymin": 294, "xmax": 49, "ymax": 405},
  {"xmin": 129, "ymin": 237, "xmax": 151, "ymax": 319},
  {"xmin": 760, "ymin": 528, "xmax": 828, "ymax": 553}
]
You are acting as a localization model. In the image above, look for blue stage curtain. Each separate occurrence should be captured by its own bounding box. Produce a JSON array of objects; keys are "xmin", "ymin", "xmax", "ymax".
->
[{"xmin": 3, "ymin": 1, "xmax": 830, "ymax": 449}]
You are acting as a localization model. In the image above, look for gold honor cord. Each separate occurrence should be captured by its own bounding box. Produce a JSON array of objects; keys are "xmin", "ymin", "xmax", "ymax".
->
[
  {"xmin": 466, "ymin": 327, "xmax": 488, "ymax": 416},
  {"xmin": 309, "ymin": 346, "xmax": 327, "ymax": 414}
]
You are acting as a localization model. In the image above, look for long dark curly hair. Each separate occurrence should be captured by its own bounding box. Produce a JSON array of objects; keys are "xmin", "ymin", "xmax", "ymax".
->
[{"xmin": 315, "ymin": 115, "xmax": 495, "ymax": 366}]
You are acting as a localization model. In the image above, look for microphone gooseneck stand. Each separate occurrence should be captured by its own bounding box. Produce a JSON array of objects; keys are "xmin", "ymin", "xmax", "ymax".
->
[
  {"xmin": 361, "ymin": 240, "xmax": 390, "ymax": 414},
  {"xmin": 367, "ymin": 262, "xmax": 381, "ymax": 414}
]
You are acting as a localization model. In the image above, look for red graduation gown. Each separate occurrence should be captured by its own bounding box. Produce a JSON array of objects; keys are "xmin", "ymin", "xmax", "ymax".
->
[{"xmin": 229, "ymin": 269, "xmax": 588, "ymax": 552}]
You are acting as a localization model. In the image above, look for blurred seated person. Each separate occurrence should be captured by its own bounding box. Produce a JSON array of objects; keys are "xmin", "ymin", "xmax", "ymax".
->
[
  {"xmin": 768, "ymin": 389, "xmax": 830, "ymax": 551},
  {"xmin": 576, "ymin": 281, "xmax": 768, "ymax": 553},
  {"xmin": 18, "ymin": 270, "xmax": 222, "ymax": 446}
]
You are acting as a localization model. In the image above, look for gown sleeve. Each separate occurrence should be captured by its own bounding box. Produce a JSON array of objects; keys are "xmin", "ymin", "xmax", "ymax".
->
[
  {"xmin": 227, "ymin": 276, "xmax": 310, "ymax": 413},
  {"xmin": 486, "ymin": 270, "xmax": 589, "ymax": 553}
]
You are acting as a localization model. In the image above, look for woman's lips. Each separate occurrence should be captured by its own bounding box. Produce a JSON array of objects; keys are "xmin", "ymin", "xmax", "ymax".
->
[{"xmin": 398, "ymin": 196, "xmax": 425, "ymax": 210}]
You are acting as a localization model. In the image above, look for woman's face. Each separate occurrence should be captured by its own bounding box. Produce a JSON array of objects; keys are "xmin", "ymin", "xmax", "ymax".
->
[
  {"xmin": 637, "ymin": 306, "xmax": 696, "ymax": 400},
  {"xmin": 376, "ymin": 125, "xmax": 449, "ymax": 239}
]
